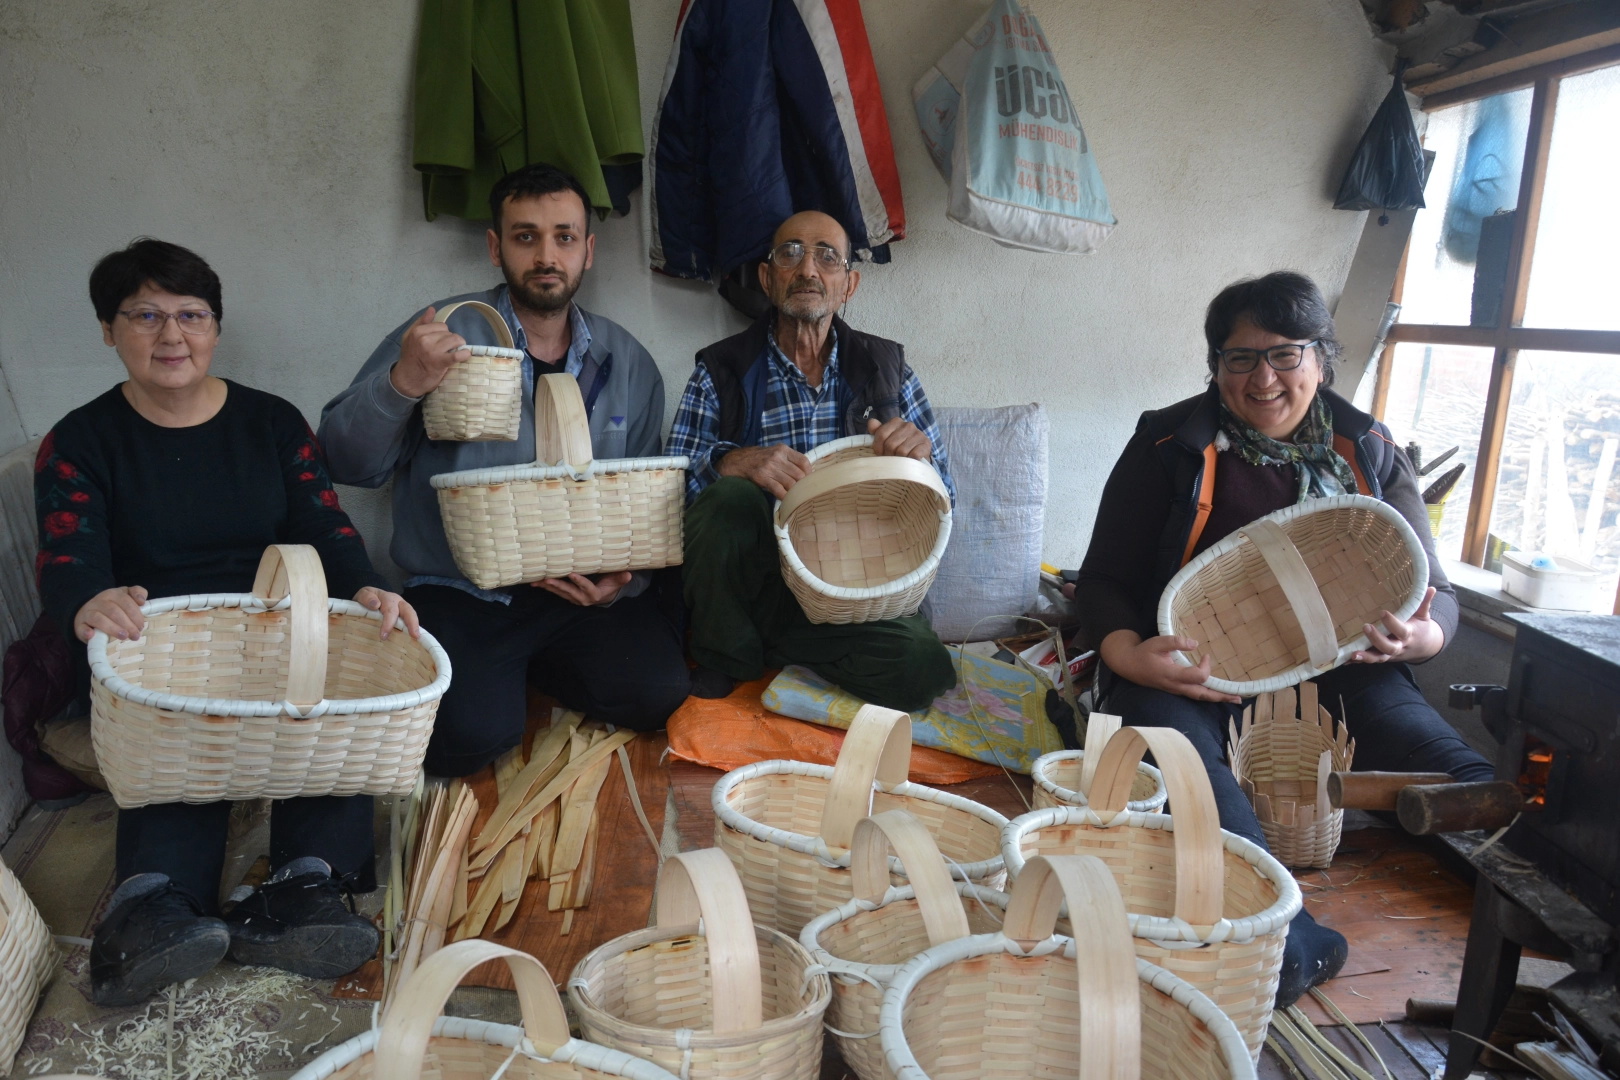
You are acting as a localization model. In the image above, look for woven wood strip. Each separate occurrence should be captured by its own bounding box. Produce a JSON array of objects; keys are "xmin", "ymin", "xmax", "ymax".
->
[
  {"xmin": 0, "ymin": 856, "xmax": 55, "ymax": 1073},
  {"xmin": 1159, "ymin": 495, "xmax": 1427, "ymax": 695},
  {"xmin": 1228, "ymin": 686, "xmax": 1355, "ymax": 869}
]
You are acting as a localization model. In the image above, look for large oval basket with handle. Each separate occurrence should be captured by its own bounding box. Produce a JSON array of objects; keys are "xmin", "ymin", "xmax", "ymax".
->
[
  {"xmin": 432, "ymin": 373, "xmax": 687, "ymax": 588},
  {"xmin": 775, "ymin": 436, "xmax": 951, "ymax": 625},
  {"xmin": 89, "ymin": 545, "xmax": 450, "ymax": 807},
  {"xmin": 420, "ymin": 300, "xmax": 527, "ymax": 442},
  {"xmin": 1159, "ymin": 494, "xmax": 1428, "ymax": 695}
]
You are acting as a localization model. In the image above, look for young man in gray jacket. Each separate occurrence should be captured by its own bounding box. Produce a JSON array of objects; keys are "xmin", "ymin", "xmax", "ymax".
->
[{"xmin": 319, "ymin": 164, "xmax": 689, "ymax": 777}]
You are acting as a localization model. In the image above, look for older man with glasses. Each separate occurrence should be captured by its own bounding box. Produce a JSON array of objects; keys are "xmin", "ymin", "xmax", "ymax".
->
[{"xmin": 668, "ymin": 211, "xmax": 958, "ymax": 709}]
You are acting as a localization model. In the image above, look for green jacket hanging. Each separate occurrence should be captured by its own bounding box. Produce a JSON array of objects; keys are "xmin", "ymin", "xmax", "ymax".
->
[{"xmin": 412, "ymin": 0, "xmax": 643, "ymax": 221}]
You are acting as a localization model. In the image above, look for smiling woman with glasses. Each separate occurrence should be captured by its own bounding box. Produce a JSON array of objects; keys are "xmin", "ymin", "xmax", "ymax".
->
[
  {"xmin": 1068, "ymin": 270, "xmax": 1496, "ymax": 1012},
  {"xmin": 32, "ymin": 237, "xmax": 414, "ymax": 1005}
]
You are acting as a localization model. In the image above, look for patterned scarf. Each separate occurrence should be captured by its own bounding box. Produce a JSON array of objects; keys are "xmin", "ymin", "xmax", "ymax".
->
[{"xmin": 1217, "ymin": 395, "xmax": 1358, "ymax": 501}]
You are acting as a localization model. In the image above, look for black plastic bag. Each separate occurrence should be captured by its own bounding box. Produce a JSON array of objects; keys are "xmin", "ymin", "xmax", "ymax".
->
[{"xmin": 1335, "ymin": 61, "xmax": 1427, "ymax": 221}]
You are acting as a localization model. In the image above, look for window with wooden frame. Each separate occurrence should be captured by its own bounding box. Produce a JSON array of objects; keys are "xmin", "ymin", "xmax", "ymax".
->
[{"xmin": 1369, "ymin": 49, "xmax": 1620, "ymax": 604}]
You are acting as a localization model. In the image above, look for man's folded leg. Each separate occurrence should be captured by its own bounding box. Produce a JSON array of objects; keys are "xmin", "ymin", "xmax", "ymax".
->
[
  {"xmin": 530, "ymin": 589, "xmax": 691, "ymax": 730},
  {"xmin": 683, "ymin": 477, "xmax": 781, "ymax": 684},
  {"xmin": 765, "ymin": 608, "xmax": 957, "ymax": 714}
]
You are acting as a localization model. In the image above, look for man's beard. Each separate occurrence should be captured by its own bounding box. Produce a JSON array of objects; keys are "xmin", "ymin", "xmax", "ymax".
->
[
  {"xmin": 777, "ymin": 278, "xmax": 835, "ymax": 322},
  {"xmin": 503, "ymin": 257, "xmax": 583, "ymax": 315}
]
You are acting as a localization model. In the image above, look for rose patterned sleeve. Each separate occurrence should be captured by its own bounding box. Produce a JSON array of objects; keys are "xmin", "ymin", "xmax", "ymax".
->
[
  {"xmin": 33, "ymin": 427, "xmax": 118, "ymax": 641},
  {"xmin": 273, "ymin": 402, "xmax": 387, "ymax": 600}
]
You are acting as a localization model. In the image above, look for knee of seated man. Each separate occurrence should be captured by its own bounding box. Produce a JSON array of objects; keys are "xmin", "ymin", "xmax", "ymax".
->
[{"xmin": 689, "ymin": 476, "xmax": 768, "ymax": 528}]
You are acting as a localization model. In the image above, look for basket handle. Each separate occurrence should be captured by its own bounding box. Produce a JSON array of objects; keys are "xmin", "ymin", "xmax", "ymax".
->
[
  {"xmin": 1003, "ymin": 855, "xmax": 1143, "ymax": 1080},
  {"xmin": 1087, "ymin": 727, "xmax": 1225, "ymax": 928},
  {"xmin": 433, "ymin": 299, "xmax": 517, "ymax": 350},
  {"xmin": 654, "ymin": 849, "xmax": 764, "ymax": 1034},
  {"xmin": 374, "ymin": 940, "xmax": 572, "ymax": 1079},
  {"xmin": 251, "ymin": 545, "xmax": 328, "ymax": 708},
  {"xmin": 1079, "ymin": 713, "xmax": 1122, "ymax": 796},
  {"xmin": 819, "ymin": 704, "xmax": 913, "ymax": 849},
  {"xmin": 1237, "ymin": 519, "xmax": 1339, "ymax": 671},
  {"xmin": 849, "ymin": 810, "xmax": 970, "ymax": 946},
  {"xmin": 774, "ymin": 453, "xmax": 949, "ymax": 525},
  {"xmin": 533, "ymin": 371, "xmax": 593, "ymax": 468}
]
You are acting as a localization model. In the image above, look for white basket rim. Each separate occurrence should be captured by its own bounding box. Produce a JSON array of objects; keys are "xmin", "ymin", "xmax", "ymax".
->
[
  {"xmin": 88, "ymin": 593, "xmax": 452, "ymax": 719},
  {"xmin": 290, "ymin": 1015, "xmax": 680, "ymax": 1080},
  {"xmin": 878, "ymin": 933, "xmax": 1257, "ymax": 1080},
  {"xmin": 800, "ymin": 881, "xmax": 1012, "ymax": 983},
  {"xmin": 1000, "ymin": 805, "xmax": 1302, "ymax": 943},
  {"xmin": 1030, "ymin": 750, "xmax": 1168, "ymax": 812},
  {"xmin": 431, "ymin": 454, "xmax": 690, "ymax": 489},
  {"xmin": 451, "ymin": 344, "xmax": 525, "ymax": 360},
  {"xmin": 1157, "ymin": 493, "xmax": 1430, "ymax": 695},
  {"xmin": 713, "ymin": 758, "xmax": 1009, "ymax": 880}
]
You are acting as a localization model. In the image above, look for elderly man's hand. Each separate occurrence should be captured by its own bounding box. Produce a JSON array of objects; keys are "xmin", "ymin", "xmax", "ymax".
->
[
  {"xmin": 389, "ymin": 307, "xmax": 471, "ymax": 399},
  {"xmin": 867, "ymin": 417, "xmax": 932, "ymax": 461},
  {"xmin": 1099, "ymin": 629, "xmax": 1243, "ymax": 705},
  {"xmin": 717, "ymin": 444, "xmax": 811, "ymax": 499}
]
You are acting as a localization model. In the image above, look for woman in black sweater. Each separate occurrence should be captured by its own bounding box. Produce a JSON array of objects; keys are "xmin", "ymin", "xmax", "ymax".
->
[{"xmin": 35, "ymin": 239, "xmax": 417, "ymax": 1006}]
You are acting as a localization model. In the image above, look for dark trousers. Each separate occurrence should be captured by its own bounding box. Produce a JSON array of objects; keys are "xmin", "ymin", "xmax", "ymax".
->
[
  {"xmin": 683, "ymin": 477, "xmax": 957, "ymax": 713},
  {"xmin": 406, "ymin": 583, "xmax": 690, "ymax": 777},
  {"xmin": 1102, "ymin": 662, "xmax": 1495, "ymax": 850},
  {"xmin": 117, "ymin": 795, "xmax": 375, "ymax": 915}
]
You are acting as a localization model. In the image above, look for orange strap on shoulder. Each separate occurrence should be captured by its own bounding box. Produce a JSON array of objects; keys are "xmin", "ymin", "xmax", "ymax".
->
[
  {"xmin": 1333, "ymin": 434, "xmax": 1370, "ymax": 495},
  {"xmin": 1180, "ymin": 443, "xmax": 1218, "ymax": 567}
]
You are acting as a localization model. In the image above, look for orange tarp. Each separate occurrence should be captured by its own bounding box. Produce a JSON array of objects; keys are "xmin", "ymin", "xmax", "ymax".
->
[{"xmin": 665, "ymin": 675, "xmax": 999, "ymax": 785}]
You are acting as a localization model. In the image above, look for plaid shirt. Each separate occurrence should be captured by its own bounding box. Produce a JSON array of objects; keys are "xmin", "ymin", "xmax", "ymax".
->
[{"xmin": 667, "ymin": 328, "xmax": 955, "ymax": 505}]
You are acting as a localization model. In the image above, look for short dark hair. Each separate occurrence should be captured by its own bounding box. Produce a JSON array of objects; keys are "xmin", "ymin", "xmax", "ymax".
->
[
  {"xmin": 1204, "ymin": 271, "xmax": 1341, "ymax": 387},
  {"xmin": 487, "ymin": 163, "xmax": 592, "ymax": 231},
  {"xmin": 89, "ymin": 238, "xmax": 222, "ymax": 325}
]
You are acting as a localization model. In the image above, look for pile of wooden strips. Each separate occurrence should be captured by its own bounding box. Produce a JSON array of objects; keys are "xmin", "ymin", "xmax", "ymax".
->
[
  {"xmin": 384, "ymin": 776, "xmax": 479, "ymax": 1005},
  {"xmin": 1266, "ymin": 990, "xmax": 1395, "ymax": 1080}
]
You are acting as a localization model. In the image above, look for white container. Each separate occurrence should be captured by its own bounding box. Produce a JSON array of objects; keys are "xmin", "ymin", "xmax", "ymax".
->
[{"xmin": 1500, "ymin": 551, "xmax": 1607, "ymax": 612}]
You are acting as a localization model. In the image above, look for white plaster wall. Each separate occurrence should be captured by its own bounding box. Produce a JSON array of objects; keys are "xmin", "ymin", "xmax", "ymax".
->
[{"xmin": 0, "ymin": 0, "xmax": 1389, "ymax": 574}]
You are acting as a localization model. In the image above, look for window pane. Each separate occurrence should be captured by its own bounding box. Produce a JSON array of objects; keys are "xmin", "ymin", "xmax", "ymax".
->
[
  {"xmin": 1490, "ymin": 352, "xmax": 1620, "ymax": 589},
  {"xmin": 1380, "ymin": 341, "xmax": 1496, "ymax": 561},
  {"xmin": 1522, "ymin": 65, "xmax": 1620, "ymax": 331},
  {"xmin": 1398, "ymin": 88, "xmax": 1532, "ymax": 326}
]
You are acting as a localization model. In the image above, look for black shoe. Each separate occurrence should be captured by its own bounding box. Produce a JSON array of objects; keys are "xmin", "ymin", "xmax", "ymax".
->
[
  {"xmin": 91, "ymin": 876, "xmax": 230, "ymax": 1007},
  {"xmin": 1275, "ymin": 909, "xmax": 1349, "ymax": 1008},
  {"xmin": 224, "ymin": 858, "xmax": 378, "ymax": 978},
  {"xmin": 689, "ymin": 666, "xmax": 736, "ymax": 699}
]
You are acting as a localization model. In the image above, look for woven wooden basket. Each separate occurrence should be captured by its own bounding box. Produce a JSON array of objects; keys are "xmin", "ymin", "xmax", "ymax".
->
[
  {"xmin": 880, "ymin": 854, "xmax": 1257, "ymax": 1080},
  {"xmin": 1227, "ymin": 682, "xmax": 1355, "ymax": 870},
  {"xmin": 1000, "ymin": 727, "xmax": 1301, "ymax": 1060},
  {"xmin": 1158, "ymin": 494, "xmax": 1429, "ymax": 695},
  {"xmin": 421, "ymin": 301, "xmax": 526, "ymax": 442},
  {"xmin": 774, "ymin": 436, "xmax": 951, "ymax": 625},
  {"xmin": 0, "ymin": 856, "xmax": 56, "ymax": 1074},
  {"xmin": 800, "ymin": 810, "xmax": 1013, "ymax": 1080},
  {"xmin": 569, "ymin": 849, "xmax": 830, "ymax": 1080},
  {"xmin": 89, "ymin": 545, "xmax": 451, "ymax": 808},
  {"xmin": 432, "ymin": 373, "xmax": 687, "ymax": 588},
  {"xmin": 712, "ymin": 704, "xmax": 1008, "ymax": 937},
  {"xmin": 294, "ymin": 940, "xmax": 678, "ymax": 1080},
  {"xmin": 1030, "ymin": 714, "xmax": 1167, "ymax": 812}
]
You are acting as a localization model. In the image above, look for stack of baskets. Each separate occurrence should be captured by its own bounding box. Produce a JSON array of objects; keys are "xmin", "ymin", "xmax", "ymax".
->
[
  {"xmin": 1001, "ymin": 726, "xmax": 1301, "ymax": 1060},
  {"xmin": 1159, "ymin": 494, "xmax": 1429, "ymax": 694},
  {"xmin": 1227, "ymin": 682, "xmax": 1355, "ymax": 869},
  {"xmin": 569, "ymin": 849, "xmax": 830, "ymax": 1080},
  {"xmin": 88, "ymin": 545, "xmax": 451, "ymax": 807},
  {"xmin": 432, "ymin": 373, "xmax": 688, "ymax": 589},
  {"xmin": 800, "ymin": 810, "xmax": 1012, "ymax": 1080},
  {"xmin": 879, "ymin": 853, "xmax": 1257, "ymax": 1080},
  {"xmin": 420, "ymin": 300, "xmax": 527, "ymax": 442},
  {"xmin": 294, "ymin": 939, "xmax": 679, "ymax": 1080},
  {"xmin": 712, "ymin": 704, "xmax": 1008, "ymax": 935},
  {"xmin": 774, "ymin": 436, "xmax": 951, "ymax": 624},
  {"xmin": 0, "ymin": 858, "xmax": 56, "ymax": 1075},
  {"xmin": 1030, "ymin": 713, "xmax": 1167, "ymax": 812}
]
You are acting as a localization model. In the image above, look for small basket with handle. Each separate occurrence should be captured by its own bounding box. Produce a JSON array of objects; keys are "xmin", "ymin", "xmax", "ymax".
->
[
  {"xmin": 1030, "ymin": 714, "xmax": 1167, "ymax": 812},
  {"xmin": 712, "ymin": 704, "xmax": 1008, "ymax": 937},
  {"xmin": 1159, "ymin": 494, "xmax": 1429, "ymax": 696},
  {"xmin": 1227, "ymin": 682, "xmax": 1354, "ymax": 869},
  {"xmin": 775, "ymin": 436, "xmax": 951, "ymax": 625},
  {"xmin": 1001, "ymin": 727, "xmax": 1301, "ymax": 1060},
  {"xmin": 420, "ymin": 301, "xmax": 527, "ymax": 442},
  {"xmin": 569, "ymin": 849, "xmax": 830, "ymax": 1080},
  {"xmin": 89, "ymin": 544, "xmax": 451, "ymax": 808},
  {"xmin": 293, "ymin": 939, "xmax": 679, "ymax": 1080},
  {"xmin": 432, "ymin": 372, "xmax": 688, "ymax": 589},
  {"xmin": 879, "ymin": 853, "xmax": 1257, "ymax": 1080},
  {"xmin": 0, "ymin": 856, "xmax": 56, "ymax": 1075},
  {"xmin": 800, "ymin": 809, "xmax": 1016, "ymax": 1080}
]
